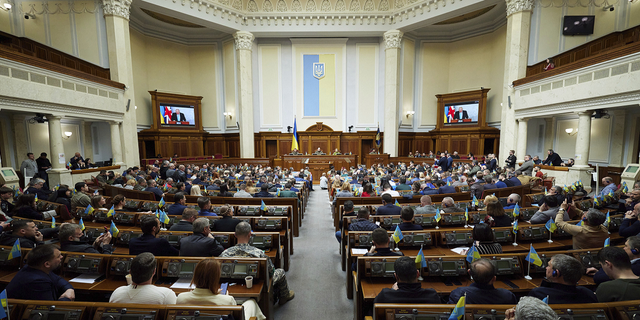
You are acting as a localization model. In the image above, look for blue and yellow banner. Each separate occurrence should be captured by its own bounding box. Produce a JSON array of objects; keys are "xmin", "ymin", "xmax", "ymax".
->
[{"xmin": 303, "ymin": 54, "xmax": 335, "ymax": 117}]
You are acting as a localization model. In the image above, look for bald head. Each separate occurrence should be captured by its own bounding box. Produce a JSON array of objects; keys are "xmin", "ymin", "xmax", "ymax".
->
[
  {"xmin": 470, "ymin": 258, "xmax": 496, "ymax": 285},
  {"xmin": 420, "ymin": 195, "xmax": 432, "ymax": 206}
]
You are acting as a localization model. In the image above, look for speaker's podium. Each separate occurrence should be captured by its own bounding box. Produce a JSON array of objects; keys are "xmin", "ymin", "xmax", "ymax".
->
[
  {"xmin": 167, "ymin": 121, "xmax": 191, "ymax": 125},
  {"xmin": 364, "ymin": 154, "xmax": 389, "ymax": 167}
]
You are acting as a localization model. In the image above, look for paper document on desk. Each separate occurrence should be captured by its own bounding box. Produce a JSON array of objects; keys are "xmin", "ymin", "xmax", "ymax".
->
[
  {"xmin": 451, "ymin": 247, "xmax": 469, "ymax": 255},
  {"xmin": 70, "ymin": 273, "xmax": 103, "ymax": 283},
  {"xmin": 352, "ymin": 248, "xmax": 368, "ymax": 255},
  {"xmin": 171, "ymin": 277, "xmax": 196, "ymax": 289}
]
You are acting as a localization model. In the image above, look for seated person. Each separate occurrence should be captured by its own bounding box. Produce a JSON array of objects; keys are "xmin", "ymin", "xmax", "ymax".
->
[
  {"xmin": 414, "ymin": 195, "xmax": 437, "ymax": 214},
  {"xmin": 278, "ymin": 183, "xmax": 297, "ymax": 198},
  {"xmin": 595, "ymin": 246, "xmax": 640, "ymax": 302},
  {"xmin": 503, "ymin": 193, "xmax": 521, "ymax": 210},
  {"xmin": 12, "ymin": 194, "xmax": 44, "ymax": 220},
  {"xmin": 619, "ymin": 203, "xmax": 640, "ymax": 238},
  {"xmin": 365, "ymin": 228, "xmax": 403, "ymax": 258},
  {"xmin": 70, "ymin": 182, "xmax": 91, "ymax": 211},
  {"xmin": 59, "ymin": 223, "xmax": 113, "ymax": 254},
  {"xmin": 197, "ymin": 197, "xmax": 217, "ymax": 216},
  {"xmin": 505, "ymin": 296, "xmax": 558, "ymax": 320},
  {"xmin": 167, "ymin": 192, "xmax": 189, "ymax": 216},
  {"xmin": 254, "ymin": 184, "xmax": 274, "ymax": 198},
  {"xmin": 436, "ymin": 180, "xmax": 456, "ymax": 194},
  {"xmin": 555, "ymin": 200, "xmax": 608, "ymax": 250},
  {"xmin": 221, "ymin": 222, "xmax": 294, "ymax": 305},
  {"xmin": 472, "ymin": 223, "xmax": 503, "ymax": 255},
  {"xmin": 376, "ymin": 194, "xmax": 401, "ymax": 215},
  {"xmin": 528, "ymin": 254, "xmax": 597, "ymax": 303},
  {"xmin": 6, "ymin": 244, "xmax": 75, "ymax": 301},
  {"xmin": 145, "ymin": 179, "xmax": 165, "ymax": 201},
  {"xmin": 448, "ymin": 258, "xmax": 516, "ymax": 304},
  {"xmin": 176, "ymin": 259, "xmax": 265, "ymax": 320},
  {"xmin": 216, "ymin": 184, "xmax": 233, "ymax": 197},
  {"xmin": 312, "ymin": 147, "xmax": 324, "ymax": 155},
  {"xmin": 169, "ymin": 208, "xmax": 197, "ymax": 231},
  {"xmin": 211, "ymin": 206, "xmax": 241, "ymax": 232},
  {"xmin": 529, "ymin": 195, "xmax": 568, "ymax": 224},
  {"xmin": 591, "ymin": 236, "xmax": 640, "ymax": 284},
  {"xmin": 398, "ymin": 206, "xmax": 422, "ymax": 231},
  {"xmin": 233, "ymin": 183, "xmax": 253, "ymax": 198},
  {"xmin": 373, "ymin": 256, "xmax": 440, "ymax": 304},
  {"xmin": 335, "ymin": 201, "xmax": 357, "ymax": 242},
  {"xmin": 441, "ymin": 196, "xmax": 464, "ymax": 213},
  {"xmin": 25, "ymin": 178, "xmax": 52, "ymax": 204},
  {"xmin": 0, "ymin": 219, "xmax": 44, "ymax": 248},
  {"xmin": 179, "ymin": 218, "xmax": 224, "ymax": 257},
  {"xmin": 484, "ymin": 195, "xmax": 512, "ymax": 227},
  {"xmin": 0, "ymin": 186, "xmax": 15, "ymax": 215},
  {"xmin": 129, "ymin": 215, "xmax": 179, "ymax": 256},
  {"xmin": 109, "ymin": 252, "xmax": 177, "ymax": 304},
  {"xmin": 380, "ymin": 183, "xmax": 400, "ymax": 197}
]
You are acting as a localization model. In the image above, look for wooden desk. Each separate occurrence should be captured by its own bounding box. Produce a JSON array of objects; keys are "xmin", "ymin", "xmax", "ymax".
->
[
  {"xmin": 363, "ymin": 154, "xmax": 390, "ymax": 166},
  {"xmin": 282, "ymin": 155, "xmax": 357, "ymax": 181}
]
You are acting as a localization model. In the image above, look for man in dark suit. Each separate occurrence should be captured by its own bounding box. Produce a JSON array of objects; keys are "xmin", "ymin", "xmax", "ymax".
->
[
  {"xmin": 129, "ymin": 215, "xmax": 179, "ymax": 256},
  {"xmin": 254, "ymin": 184, "xmax": 274, "ymax": 197},
  {"xmin": 376, "ymin": 194, "xmax": 401, "ymax": 215},
  {"xmin": 179, "ymin": 218, "xmax": 224, "ymax": 257},
  {"xmin": 542, "ymin": 149, "xmax": 563, "ymax": 166},
  {"xmin": 169, "ymin": 208, "xmax": 197, "ymax": 231},
  {"xmin": 167, "ymin": 193, "xmax": 188, "ymax": 216},
  {"xmin": 528, "ymin": 254, "xmax": 597, "ymax": 303},
  {"xmin": 453, "ymin": 107, "xmax": 469, "ymax": 120},
  {"xmin": 436, "ymin": 180, "xmax": 456, "ymax": 194},
  {"xmin": 448, "ymin": 258, "xmax": 516, "ymax": 304},
  {"xmin": 398, "ymin": 207, "xmax": 422, "ymax": 231},
  {"xmin": 374, "ymin": 256, "xmax": 439, "ymax": 304},
  {"xmin": 145, "ymin": 179, "xmax": 164, "ymax": 201},
  {"xmin": 212, "ymin": 206, "xmax": 241, "ymax": 232},
  {"xmin": 437, "ymin": 153, "xmax": 448, "ymax": 171},
  {"xmin": 591, "ymin": 236, "xmax": 640, "ymax": 284},
  {"xmin": 170, "ymin": 108, "xmax": 187, "ymax": 122}
]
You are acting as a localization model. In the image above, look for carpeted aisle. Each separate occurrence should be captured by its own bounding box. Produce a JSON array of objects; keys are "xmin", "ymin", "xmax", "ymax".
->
[{"xmin": 273, "ymin": 186, "xmax": 353, "ymax": 320}]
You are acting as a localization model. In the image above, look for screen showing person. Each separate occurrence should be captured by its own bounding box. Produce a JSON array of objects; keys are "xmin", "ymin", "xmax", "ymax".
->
[
  {"xmin": 444, "ymin": 101, "xmax": 479, "ymax": 125},
  {"xmin": 160, "ymin": 105, "xmax": 196, "ymax": 126}
]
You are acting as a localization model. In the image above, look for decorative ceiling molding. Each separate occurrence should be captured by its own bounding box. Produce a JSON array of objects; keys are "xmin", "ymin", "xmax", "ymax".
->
[
  {"xmin": 141, "ymin": 8, "xmax": 205, "ymax": 27},
  {"xmin": 0, "ymin": 96, "xmax": 124, "ymax": 121},
  {"xmin": 514, "ymin": 90, "xmax": 640, "ymax": 118},
  {"xmin": 537, "ymin": 0, "xmax": 620, "ymax": 8}
]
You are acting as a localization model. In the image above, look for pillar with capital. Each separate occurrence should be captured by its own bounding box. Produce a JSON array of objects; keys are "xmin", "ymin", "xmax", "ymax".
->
[
  {"xmin": 101, "ymin": 0, "xmax": 138, "ymax": 168},
  {"xmin": 499, "ymin": 0, "xmax": 534, "ymax": 164},
  {"xmin": 234, "ymin": 31, "xmax": 255, "ymax": 158},
  {"xmin": 383, "ymin": 30, "xmax": 403, "ymax": 157},
  {"xmin": 516, "ymin": 118, "xmax": 528, "ymax": 159},
  {"xmin": 47, "ymin": 115, "xmax": 72, "ymax": 186},
  {"xmin": 568, "ymin": 111, "xmax": 593, "ymax": 191},
  {"xmin": 110, "ymin": 121, "xmax": 124, "ymax": 166}
]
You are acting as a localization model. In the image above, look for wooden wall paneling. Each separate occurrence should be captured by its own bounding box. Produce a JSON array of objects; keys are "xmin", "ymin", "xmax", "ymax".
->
[
  {"xmin": 469, "ymin": 138, "xmax": 479, "ymax": 156},
  {"xmin": 280, "ymin": 140, "xmax": 292, "ymax": 156},
  {"xmin": 266, "ymin": 140, "xmax": 278, "ymax": 158}
]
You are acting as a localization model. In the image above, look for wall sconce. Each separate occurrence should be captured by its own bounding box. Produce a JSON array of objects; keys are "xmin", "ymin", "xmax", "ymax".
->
[
  {"xmin": 63, "ymin": 131, "xmax": 73, "ymax": 139},
  {"xmin": 565, "ymin": 128, "xmax": 578, "ymax": 136},
  {"xmin": 1, "ymin": 2, "xmax": 11, "ymax": 10},
  {"xmin": 223, "ymin": 112, "xmax": 233, "ymax": 120},
  {"xmin": 405, "ymin": 111, "xmax": 415, "ymax": 118}
]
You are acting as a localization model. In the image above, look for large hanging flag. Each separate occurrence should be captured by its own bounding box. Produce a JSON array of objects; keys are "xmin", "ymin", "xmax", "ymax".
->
[
  {"xmin": 546, "ymin": 218, "xmax": 557, "ymax": 233},
  {"xmin": 375, "ymin": 126, "xmax": 381, "ymax": 148},
  {"xmin": 8, "ymin": 238, "xmax": 20, "ymax": 260},
  {"xmin": 449, "ymin": 295, "xmax": 465, "ymax": 320},
  {"xmin": 107, "ymin": 205, "xmax": 115, "ymax": 218},
  {"xmin": 415, "ymin": 247, "xmax": 427, "ymax": 268},
  {"xmin": 110, "ymin": 221, "xmax": 120, "ymax": 238},
  {"xmin": 291, "ymin": 118, "xmax": 299, "ymax": 151},
  {"xmin": 392, "ymin": 225, "xmax": 403, "ymax": 243},
  {"xmin": 525, "ymin": 244, "xmax": 543, "ymax": 266},
  {"xmin": 303, "ymin": 54, "xmax": 336, "ymax": 117},
  {"xmin": 466, "ymin": 245, "xmax": 480, "ymax": 263}
]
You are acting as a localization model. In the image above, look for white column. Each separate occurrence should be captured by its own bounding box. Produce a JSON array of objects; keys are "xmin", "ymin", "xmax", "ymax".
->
[
  {"xmin": 609, "ymin": 110, "xmax": 626, "ymax": 167},
  {"xmin": 543, "ymin": 117, "xmax": 556, "ymax": 151},
  {"xmin": 47, "ymin": 115, "xmax": 72, "ymax": 186},
  {"xmin": 383, "ymin": 30, "xmax": 403, "ymax": 157},
  {"xmin": 574, "ymin": 111, "xmax": 592, "ymax": 168},
  {"xmin": 102, "ymin": 0, "xmax": 138, "ymax": 167},
  {"xmin": 516, "ymin": 117, "xmax": 528, "ymax": 159},
  {"xmin": 234, "ymin": 31, "xmax": 255, "ymax": 158},
  {"xmin": 110, "ymin": 121, "xmax": 124, "ymax": 166},
  {"xmin": 499, "ymin": 0, "xmax": 534, "ymax": 164}
]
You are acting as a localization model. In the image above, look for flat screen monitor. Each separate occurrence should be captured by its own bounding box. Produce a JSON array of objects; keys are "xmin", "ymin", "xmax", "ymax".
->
[
  {"xmin": 563, "ymin": 16, "xmax": 595, "ymax": 36},
  {"xmin": 625, "ymin": 166, "xmax": 638, "ymax": 173},
  {"xmin": 160, "ymin": 104, "xmax": 196, "ymax": 127},
  {"xmin": 444, "ymin": 101, "xmax": 479, "ymax": 125}
]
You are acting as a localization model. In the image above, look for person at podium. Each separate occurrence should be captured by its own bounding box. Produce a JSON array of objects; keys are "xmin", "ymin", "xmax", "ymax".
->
[
  {"xmin": 332, "ymin": 148, "xmax": 341, "ymax": 155},
  {"xmin": 290, "ymin": 148, "xmax": 301, "ymax": 155},
  {"xmin": 312, "ymin": 147, "xmax": 325, "ymax": 155},
  {"xmin": 171, "ymin": 108, "xmax": 187, "ymax": 122},
  {"xmin": 454, "ymin": 106, "xmax": 469, "ymax": 120}
]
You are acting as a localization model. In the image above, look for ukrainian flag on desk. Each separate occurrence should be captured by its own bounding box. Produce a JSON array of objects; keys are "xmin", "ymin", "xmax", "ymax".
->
[
  {"xmin": 472, "ymin": 195, "xmax": 479, "ymax": 207},
  {"xmin": 79, "ymin": 218, "xmax": 85, "ymax": 231},
  {"xmin": 260, "ymin": 200, "xmax": 267, "ymax": 211},
  {"xmin": 392, "ymin": 225, "xmax": 403, "ymax": 243},
  {"xmin": 546, "ymin": 218, "xmax": 557, "ymax": 233},
  {"xmin": 394, "ymin": 200, "xmax": 401, "ymax": 207},
  {"xmin": 85, "ymin": 205, "xmax": 95, "ymax": 216},
  {"xmin": 415, "ymin": 247, "xmax": 427, "ymax": 268},
  {"xmin": 8, "ymin": 238, "xmax": 20, "ymax": 260},
  {"xmin": 0, "ymin": 289, "xmax": 7, "ymax": 319},
  {"xmin": 513, "ymin": 203, "xmax": 520, "ymax": 218},
  {"xmin": 604, "ymin": 238, "xmax": 611, "ymax": 247},
  {"xmin": 303, "ymin": 54, "xmax": 335, "ymax": 117},
  {"xmin": 107, "ymin": 205, "xmax": 115, "ymax": 218},
  {"xmin": 291, "ymin": 119, "xmax": 299, "ymax": 151},
  {"xmin": 449, "ymin": 295, "xmax": 465, "ymax": 320},
  {"xmin": 466, "ymin": 245, "xmax": 480, "ymax": 263},
  {"xmin": 110, "ymin": 221, "xmax": 119, "ymax": 238},
  {"xmin": 525, "ymin": 244, "xmax": 543, "ymax": 266}
]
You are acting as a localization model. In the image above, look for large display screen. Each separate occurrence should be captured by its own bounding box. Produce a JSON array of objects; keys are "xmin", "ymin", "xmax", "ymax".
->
[
  {"xmin": 159, "ymin": 104, "xmax": 195, "ymax": 126},
  {"xmin": 443, "ymin": 101, "xmax": 479, "ymax": 125}
]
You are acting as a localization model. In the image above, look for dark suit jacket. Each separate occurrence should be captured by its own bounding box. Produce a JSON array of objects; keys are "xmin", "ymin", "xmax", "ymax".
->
[
  {"xmin": 167, "ymin": 204, "xmax": 188, "ymax": 216},
  {"xmin": 171, "ymin": 112, "xmax": 187, "ymax": 122},
  {"xmin": 254, "ymin": 191, "xmax": 274, "ymax": 198},
  {"xmin": 212, "ymin": 216, "xmax": 241, "ymax": 232},
  {"xmin": 6, "ymin": 266, "xmax": 74, "ymax": 301},
  {"xmin": 454, "ymin": 111, "xmax": 469, "ymax": 120},
  {"xmin": 179, "ymin": 233, "xmax": 224, "ymax": 257},
  {"xmin": 437, "ymin": 157, "xmax": 448, "ymax": 171},
  {"xmin": 438, "ymin": 186, "xmax": 456, "ymax": 194},
  {"xmin": 528, "ymin": 280, "xmax": 597, "ymax": 304},
  {"xmin": 145, "ymin": 187, "xmax": 164, "ymax": 201},
  {"xmin": 169, "ymin": 220, "xmax": 193, "ymax": 231},
  {"xmin": 376, "ymin": 203, "xmax": 402, "ymax": 215},
  {"xmin": 129, "ymin": 233, "xmax": 179, "ymax": 256}
]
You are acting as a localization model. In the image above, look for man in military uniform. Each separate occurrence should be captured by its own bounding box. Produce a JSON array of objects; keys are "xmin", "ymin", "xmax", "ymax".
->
[
  {"xmin": 220, "ymin": 222, "xmax": 295, "ymax": 305},
  {"xmin": 290, "ymin": 148, "xmax": 301, "ymax": 155}
]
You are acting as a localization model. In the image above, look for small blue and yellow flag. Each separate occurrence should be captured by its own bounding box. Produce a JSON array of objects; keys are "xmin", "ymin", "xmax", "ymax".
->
[
  {"xmin": 447, "ymin": 180, "xmax": 451, "ymax": 187},
  {"xmin": 513, "ymin": 220, "xmax": 519, "ymax": 234},
  {"xmin": 93, "ymin": 190, "xmax": 99, "ymax": 196},
  {"xmin": 544, "ymin": 187, "xmax": 548, "ymax": 195},
  {"xmin": 158, "ymin": 197, "xmax": 166, "ymax": 208},
  {"xmin": 51, "ymin": 216, "xmax": 56, "ymax": 228},
  {"xmin": 392, "ymin": 225, "xmax": 403, "ymax": 243},
  {"xmin": 513, "ymin": 203, "xmax": 520, "ymax": 218},
  {"xmin": 449, "ymin": 295, "xmax": 465, "ymax": 320},
  {"xmin": 110, "ymin": 221, "xmax": 120, "ymax": 238},
  {"xmin": 546, "ymin": 218, "xmax": 557, "ymax": 233},
  {"xmin": 472, "ymin": 195, "xmax": 479, "ymax": 207},
  {"xmin": 54, "ymin": 184, "xmax": 60, "ymax": 191},
  {"xmin": 577, "ymin": 220, "xmax": 584, "ymax": 227},
  {"xmin": 107, "ymin": 205, "xmax": 115, "ymax": 218},
  {"xmin": 464, "ymin": 207, "xmax": 469, "ymax": 222},
  {"xmin": 79, "ymin": 218, "xmax": 85, "ymax": 231},
  {"xmin": 604, "ymin": 211, "xmax": 611, "ymax": 228},
  {"xmin": 72, "ymin": 189, "xmax": 77, "ymax": 195},
  {"xmin": 542, "ymin": 296, "xmax": 549, "ymax": 304},
  {"xmin": 622, "ymin": 182, "xmax": 629, "ymax": 193},
  {"xmin": 394, "ymin": 200, "xmax": 401, "ymax": 207},
  {"xmin": 67, "ymin": 161, "xmax": 72, "ymax": 168},
  {"xmin": 415, "ymin": 247, "xmax": 427, "ymax": 268},
  {"xmin": 466, "ymin": 245, "xmax": 481, "ymax": 263},
  {"xmin": 8, "ymin": 238, "xmax": 20, "ymax": 260},
  {"xmin": 435, "ymin": 210, "xmax": 442, "ymax": 222},
  {"xmin": 277, "ymin": 189, "xmax": 281, "ymax": 197},
  {"xmin": 85, "ymin": 205, "xmax": 95, "ymax": 216},
  {"xmin": 594, "ymin": 196, "xmax": 600, "ymax": 207},
  {"xmin": 161, "ymin": 210, "xmax": 170, "ymax": 224},
  {"xmin": 34, "ymin": 194, "xmax": 38, "ymax": 202},
  {"xmin": 0, "ymin": 289, "xmax": 7, "ymax": 319},
  {"xmin": 604, "ymin": 238, "xmax": 610, "ymax": 247},
  {"xmin": 260, "ymin": 200, "xmax": 267, "ymax": 211},
  {"xmin": 169, "ymin": 157, "xmax": 173, "ymax": 162},
  {"xmin": 525, "ymin": 244, "xmax": 543, "ymax": 266}
]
